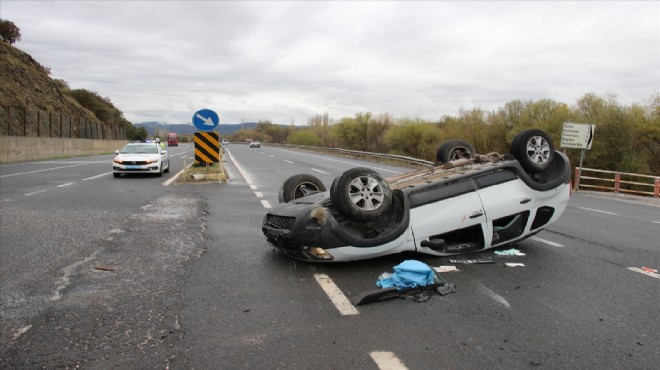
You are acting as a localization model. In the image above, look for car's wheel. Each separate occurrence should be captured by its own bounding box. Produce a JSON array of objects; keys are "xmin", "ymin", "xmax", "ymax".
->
[
  {"xmin": 164, "ymin": 160, "xmax": 170, "ymax": 173},
  {"xmin": 113, "ymin": 173, "xmax": 121, "ymax": 178},
  {"xmin": 330, "ymin": 167, "xmax": 392, "ymax": 221},
  {"xmin": 279, "ymin": 174, "xmax": 327, "ymax": 203},
  {"xmin": 436, "ymin": 140, "xmax": 476, "ymax": 163},
  {"xmin": 511, "ymin": 129, "xmax": 555, "ymax": 173},
  {"xmin": 157, "ymin": 164, "xmax": 164, "ymax": 177}
]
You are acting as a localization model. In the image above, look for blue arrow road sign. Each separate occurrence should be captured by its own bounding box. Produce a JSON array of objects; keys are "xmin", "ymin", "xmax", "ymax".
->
[{"xmin": 192, "ymin": 109, "xmax": 219, "ymax": 131}]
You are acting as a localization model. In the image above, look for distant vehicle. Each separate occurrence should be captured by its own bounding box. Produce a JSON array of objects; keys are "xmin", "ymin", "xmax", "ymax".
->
[
  {"xmin": 249, "ymin": 141, "xmax": 261, "ymax": 148},
  {"xmin": 112, "ymin": 142, "xmax": 170, "ymax": 178},
  {"xmin": 221, "ymin": 139, "xmax": 229, "ymax": 145},
  {"xmin": 262, "ymin": 129, "xmax": 571, "ymax": 262},
  {"xmin": 167, "ymin": 133, "xmax": 179, "ymax": 146}
]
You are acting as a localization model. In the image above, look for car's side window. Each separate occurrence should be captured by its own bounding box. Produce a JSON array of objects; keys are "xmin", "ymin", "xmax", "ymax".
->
[
  {"xmin": 408, "ymin": 178, "xmax": 476, "ymax": 208},
  {"xmin": 472, "ymin": 169, "xmax": 517, "ymax": 190}
]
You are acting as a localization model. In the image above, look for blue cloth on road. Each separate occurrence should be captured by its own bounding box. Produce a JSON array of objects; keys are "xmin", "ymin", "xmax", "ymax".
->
[{"xmin": 377, "ymin": 260, "xmax": 436, "ymax": 290}]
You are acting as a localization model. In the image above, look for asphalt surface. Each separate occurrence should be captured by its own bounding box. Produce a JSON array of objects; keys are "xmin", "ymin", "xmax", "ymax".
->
[{"xmin": 1, "ymin": 143, "xmax": 658, "ymax": 369}]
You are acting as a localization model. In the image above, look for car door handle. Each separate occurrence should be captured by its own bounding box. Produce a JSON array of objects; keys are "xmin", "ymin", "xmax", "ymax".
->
[
  {"xmin": 520, "ymin": 198, "xmax": 532, "ymax": 204},
  {"xmin": 469, "ymin": 210, "xmax": 484, "ymax": 219}
]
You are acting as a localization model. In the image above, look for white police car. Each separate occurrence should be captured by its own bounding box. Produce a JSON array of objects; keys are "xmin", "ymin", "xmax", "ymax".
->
[
  {"xmin": 112, "ymin": 142, "xmax": 170, "ymax": 178},
  {"xmin": 262, "ymin": 129, "xmax": 571, "ymax": 262}
]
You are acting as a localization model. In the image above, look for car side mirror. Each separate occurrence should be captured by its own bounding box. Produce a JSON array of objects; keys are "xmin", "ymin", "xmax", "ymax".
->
[{"xmin": 114, "ymin": 150, "xmax": 119, "ymax": 154}]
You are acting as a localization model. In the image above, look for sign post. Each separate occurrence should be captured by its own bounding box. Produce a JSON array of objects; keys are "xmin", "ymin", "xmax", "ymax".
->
[
  {"xmin": 561, "ymin": 122, "xmax": 596, "ymax": 191},
  {"xmin": 192, "ymin": 109, "xmax": 220, "ymax": 165}
]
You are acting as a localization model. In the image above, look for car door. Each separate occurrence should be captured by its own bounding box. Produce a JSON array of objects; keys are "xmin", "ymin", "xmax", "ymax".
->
[
  {"xmin": 409, "ymin": 178, "xmax": 487, "ymax": 254},
  {"xmin": 473, "ymin": 169, "xmax": 536, "ymax": 247}
]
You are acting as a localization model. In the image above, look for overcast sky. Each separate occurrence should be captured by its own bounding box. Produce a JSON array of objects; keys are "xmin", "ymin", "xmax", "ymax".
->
[{"xmin": 2, "ymin": 1, "xmax": 659, "ymax": 125}]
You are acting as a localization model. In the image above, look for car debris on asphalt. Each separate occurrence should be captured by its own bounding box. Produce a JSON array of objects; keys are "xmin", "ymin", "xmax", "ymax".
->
[
  {"xmin": 449, "ymin": 258, "xmax": 496, "ymax": 264},
  {"xmin": 351, "ymin": 260, "xmax": 456, "ymax": 305},
  {"xmin": 434, "ymin": 265, "xmax": 459, "ymax": 273},
  {"xmin": 494, "ymin": 248, "xmax": 526, "ymax": 256}
]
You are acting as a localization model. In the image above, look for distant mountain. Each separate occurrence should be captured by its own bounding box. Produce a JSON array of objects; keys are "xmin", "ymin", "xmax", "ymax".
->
[{"xmin": 134, "ymin": 121, "xmax": 258, "ymax": 136}]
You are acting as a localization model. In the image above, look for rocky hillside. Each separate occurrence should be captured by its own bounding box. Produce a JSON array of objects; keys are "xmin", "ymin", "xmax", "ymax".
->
[{"xmin": 0, "ymin": 40, "xmax": 100, "ymax": 124}]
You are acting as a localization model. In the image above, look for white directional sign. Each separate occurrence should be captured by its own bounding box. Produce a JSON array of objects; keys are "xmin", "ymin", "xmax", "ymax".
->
[
  {"xmin": 560, "ymin": 122, "xmax": 595, "ymax": 149},
  {"xmin": 192, "ymin": 109, "xmax": 219, "ymax": 131}
]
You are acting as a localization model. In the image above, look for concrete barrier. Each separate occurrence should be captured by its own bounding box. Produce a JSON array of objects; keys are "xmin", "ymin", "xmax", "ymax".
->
[{"xmin": 0, "ymin": 136, "xmax": 127, "ymax": 163}]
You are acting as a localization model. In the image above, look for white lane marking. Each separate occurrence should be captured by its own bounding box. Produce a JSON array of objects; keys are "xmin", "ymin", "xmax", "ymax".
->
[
  {"xmin": 283, "ymin": 160, "xmax": 293, "ymax": 164},
  {"xmin": 250, "ymin": 185, "xmax": 258, "ymax": 190},
  {"xmin": 627, "ymin": 267, "xmax": 660, "ymax": 280},
  {"xmin": 24, "ymin": 190, "xmax": 47, "ymax": 196},
  {"xmin": 57, "ymin": 182, "xmax": 74, "ymax": 188},
  {"xmin": 530, "ymin": 236, "xmax": 564, "ymax": 247},
  {"xmin": 653, "ymin": 221, "xmax": 660, "ymax": 225},
  {"xmin": 261, "ymin": 200, "xmax": 272, "ymax": 209},
  {"xmin": 1, "ymin": 162, "xmax": 104, "ymax": 178},
  {"xmin": 370, "ymin": 351, "xmax": 408, "ymax": 370},
  {"xmin": 311, "ymin": 168, "xmax": 330, "ymax": 175},
  {"xmin": 478, "ymin": 282, "xmax": 510, "ymax": 308},
  {"xmin": 12, "ymin": 325, "xmax": 32, "ymax": 342},
  {"xmin": 255, "ymin": 192, "xmax": 263, "ymax": 198},
  {"xmin": 273, "ymin": 148, "xmax": 404, "ymax": 174},
  {"xmin": 162, "ymin": 168, "xmax": 186, "ymax": 186},
  {"xmin": 579, "ymin": 207, "xmax": 619, "ymax": 216},
  {"xmin": 314, "ymin": 273, "xmax": 359, "ymax": 315},
  {"xmin": 82, "ymin": 172, "xmax": 113, "ymax": 181},
  {"xmin": 225, "ymin": 149, "xmax": 254, "ymax": 185},
  {"xmin": 269, "ymin": 154, "xmax": 275, "ymax": 157}
]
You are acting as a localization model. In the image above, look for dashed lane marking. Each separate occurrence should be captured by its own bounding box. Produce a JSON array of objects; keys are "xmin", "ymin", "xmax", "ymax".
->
[
  {"xmin": 579, "ymin": 207, "xmax": 619, "ymax": 216},
  {"xmin": 24, "ymin": 190, "xmax": 47, "ymax": 196},
  {"xmin": 314, "ymin": 273, "xmax": 359, "ymax": 315},
  {"xmin": 283, "ymin": 160, "xmax": 293, "ymax": 164},
  {"xmin": 530, "ymin": 236, "xmax": 564, "ymax": 247},
  {"xmin": 312, "ymin": 168, "xmax": 330, "ymax": 175},
  {"xmin": 57, "ymin": 182, "xmax": 74, "ymax": 188},
  {"xmin": 269, "ymin": 154, "xmax": 275, "ymax": 157},
  {"xmin": 261, "ymin": 200, "xmax": 272, "ymax": 209},
  {"xmin": 653, "ymin": 221, "xmax": 660, "ymax": 225},
  {"xmin": 250, "ymin": 185, "xmax": 258, "ymax": 190},
  {"xmin": 255, "ymin": 192, "xmax": 263, "ymax": 198},
  {"xmin": 627, "ymin": 267, "xmax": 660, "ymax": 280},
  {"xmin": 370, "ymin": 351, "xmax": 408, "ymax": 370},
  {"xmin": 0, "ymin": 161, "xmax": 104, "ymax": 178},
  {"xmin": 82, "ymin": 172, "xmax": 113, "ymax": 181}
]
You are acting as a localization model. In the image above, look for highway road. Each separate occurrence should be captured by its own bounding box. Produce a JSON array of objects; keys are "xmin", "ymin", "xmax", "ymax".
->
[{"xmin": 1, "ymin": 143, "xmax": 658, "ymax": 368}]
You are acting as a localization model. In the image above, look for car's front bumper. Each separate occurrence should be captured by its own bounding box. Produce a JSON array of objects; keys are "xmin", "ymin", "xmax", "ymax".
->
[{"xmin": 113, "ymin": 162, "xmax": 162, "ymax": 173}]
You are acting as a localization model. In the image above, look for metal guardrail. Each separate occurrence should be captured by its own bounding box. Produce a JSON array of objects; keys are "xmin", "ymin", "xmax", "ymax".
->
[
  {"xmin": 575, "ymin": 167, "xmax": 660, "ymax": 198},
  {"xmin": 265, "ymin": 143, "xmax": 434, "ymax": 169}
]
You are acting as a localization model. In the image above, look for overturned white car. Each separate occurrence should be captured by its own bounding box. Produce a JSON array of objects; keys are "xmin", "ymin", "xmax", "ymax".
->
[{"xmin": 262, "ymin": 129, "xmax": 571, "ymax": 262}]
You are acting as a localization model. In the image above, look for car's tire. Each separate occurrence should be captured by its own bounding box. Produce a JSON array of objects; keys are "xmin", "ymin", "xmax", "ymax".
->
[
  {"xmin": 157, "ymin": 164, "xmax": 164, "ymax": 177},
  {"xmin": 436, "ymin": 140, "xmax": 476, "ymax": 163},
  {"xmin": 511, "ymin": 129, "xmax": 555, "ymax": 173},
  {"xmin": 164, "ymin": 160, "xmax": 170, "ymax": 173},
  {"xmin": 279, "ymin": 174, "xmax": 327, "ymax": 203},
  {"xmin": 330, "ymin": 167, "xmax": 392, "ymax": 221},
  {"xmin": 113, "ymin": 173, "xmax": 121, "ymax": 178}
]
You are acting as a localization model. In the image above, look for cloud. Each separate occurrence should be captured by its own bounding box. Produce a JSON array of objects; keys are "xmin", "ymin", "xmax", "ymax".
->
[{"xmin": 3, "ymin": 1, "xmax": 658, "ymax": 125}]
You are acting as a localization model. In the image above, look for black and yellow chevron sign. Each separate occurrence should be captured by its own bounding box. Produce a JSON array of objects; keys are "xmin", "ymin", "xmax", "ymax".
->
[{"xmin": 194, "ymin": 131, "xmax": 220, "ymax": 164}]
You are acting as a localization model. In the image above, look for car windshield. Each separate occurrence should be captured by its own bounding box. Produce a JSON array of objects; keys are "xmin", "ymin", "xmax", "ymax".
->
[{"xmin": 121, "ymin": 144, "xmax": 158, "ymax": 154}]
